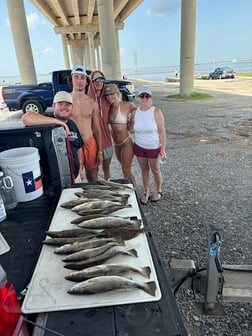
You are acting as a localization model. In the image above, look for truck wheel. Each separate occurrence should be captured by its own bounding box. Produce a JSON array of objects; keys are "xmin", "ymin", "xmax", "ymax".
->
[
  {"xmin": 121, "ymin": 93, "xmax": 128, "ymax": 101},
  {"xmin": 22, "ymin": 100, "xmax": 43, "ymax": 114}
]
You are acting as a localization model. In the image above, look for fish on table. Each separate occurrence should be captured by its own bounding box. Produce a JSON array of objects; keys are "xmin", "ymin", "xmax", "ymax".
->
[
  {"xmin": 62, "ymin": 242, "xmax": 121, "ymax": 262},
  {"xmin": 74, "ymin": 191, "xmax": 130, "ymax": 204},
  {"xmin": 65, "ymin": 263, "xmax": 151, "ymax": 281},
  {"xmin": 70, "ymin": 214, "xmax": 128, "ymax": 224},
  {"xmin": 54, "ymin": 238, "xmax": 118, "ymax": 255},
  {"xmin": 71, "ymin": 200, "xmax": 126, "ymax": 213},
  {"xmin": 67, "ymin": 275, "xmax": 156, "ymax": 296},
  {"xmin": 77, "ymin": 216, "xmax": 141, "ymax": 229},
  {"xmin": 42, "ymin": 235, "xmax": 97, "ymax": 246},
  {"xmin": 97, "ymin": 226, "xmax": 150, "ymax": 241},
  {"xmin": 60, "ymin": 197, "xmax": 101, "ymax": 209},
  {"xmin": 82, "ymin": 180, "xmax": 134, "ymax": 191},
  {"xmin": 46, "ymin": 228, "xmax": 99, "ymax": 238},
  {"xmin": 76, "ymin": 204, "xmax": 132, "ymax": 216},
  {"xmin": 63, "ymin": 248, "xmax": 138, "ymax": 270}
]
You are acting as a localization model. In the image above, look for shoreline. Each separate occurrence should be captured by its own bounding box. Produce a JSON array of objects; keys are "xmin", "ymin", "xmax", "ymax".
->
[{"xmin": 131, "ymin": 76, "xmax": 252, "ymax": 96}]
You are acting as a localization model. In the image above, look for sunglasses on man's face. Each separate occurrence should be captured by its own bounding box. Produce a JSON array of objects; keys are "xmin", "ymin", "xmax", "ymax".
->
[
  {"xmin": 139, "ymin": 94, "xmax": 151, "ymax": 98},
  {"xmin": 93, "ymin": 78, "xmax": 105, "ymax": 83}
]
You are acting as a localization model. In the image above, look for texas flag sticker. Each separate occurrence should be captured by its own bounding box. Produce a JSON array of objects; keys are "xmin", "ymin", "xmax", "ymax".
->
[{"xmin": 22, "ymin": 171, "xmax": 42, "ymax": 193}]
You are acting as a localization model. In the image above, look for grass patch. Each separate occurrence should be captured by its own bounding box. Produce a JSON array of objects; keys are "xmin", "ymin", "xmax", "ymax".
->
[
  {"xmin": 236, "ymin": 72, "xmax": 252, "ymax": 77},
  {"xmin": 167, "ymin": 92, "xmax": 213, "ymax": 100}
]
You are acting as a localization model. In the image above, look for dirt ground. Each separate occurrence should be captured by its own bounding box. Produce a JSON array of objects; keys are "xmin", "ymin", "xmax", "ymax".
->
[{"xmin": 132, "ymin": 76, "xmax": 252, "ymax": 97}]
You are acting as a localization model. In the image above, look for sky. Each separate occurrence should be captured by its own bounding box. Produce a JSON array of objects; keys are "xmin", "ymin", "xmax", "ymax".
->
[{"xmin": 0, "ymin": 0, "xmax": 252, "ymax": 77}]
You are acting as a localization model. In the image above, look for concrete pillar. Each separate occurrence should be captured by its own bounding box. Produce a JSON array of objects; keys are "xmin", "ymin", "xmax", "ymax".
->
[
  {"xmin": 115, "ymin": 30, "xmax": 122, "ymax": 78},
  {"xmin": 95, "ymin": 39, "xmax": 102, "ymax": 70},
  {"xmin": 179, "ymin": 0, "xmax": 197, "ymax": 96},
  {"xmin": 72, "ymin": 45, "xmax": 84, "ymax": 65},
  {"xmin": 97, "ymin": 0, "xmax": 119, "ymax": 79},
  {"xmin": 88, "ymin": 30, "xmax": 96, "ymax": 70},
  {"xmin": 61, "ymin": 35, "xmax": 70, "ymax": 69},
  {"xmin": 84, "ymin": 40, "xmax": 90, "ymax": 69},
  {"xmin": 6, "ymin": 0, "xmax": 37, "ymax": 84}
]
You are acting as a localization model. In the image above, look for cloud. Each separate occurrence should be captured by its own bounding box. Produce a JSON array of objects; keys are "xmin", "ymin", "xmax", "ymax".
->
[
  {"xmin": 42, "ymin": 46, "xmax": 55, "ymax": 56},
  {"xmin": 26, "ymin": 12, "xmax": 40, "ymax": 29},
  {"xmin": 5, "ymin": 12, "xmax": 41, "ymax": 30},
  {"xmin": 146, "ymin": 0, "xmax": 181, "ymax": 17}
]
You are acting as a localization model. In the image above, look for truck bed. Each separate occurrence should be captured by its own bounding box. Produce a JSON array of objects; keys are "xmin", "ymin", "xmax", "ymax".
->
[
  {"xmin": 0, "ymin": 124, "xmax": 187, "ymax": 335},
  {"xmin": 0, "ymin": 184, "xmax": 187, "ymax": 336}
]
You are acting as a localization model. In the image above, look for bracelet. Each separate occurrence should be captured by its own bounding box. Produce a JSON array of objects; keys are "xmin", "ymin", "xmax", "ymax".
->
[{"xmin": 98, "ymin": 151, "xmax": 103, "ymax": 154}]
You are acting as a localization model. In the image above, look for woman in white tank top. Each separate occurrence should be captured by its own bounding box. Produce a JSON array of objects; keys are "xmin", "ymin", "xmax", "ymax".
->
[{"xmin": 130, "ymin": 86, "xmax": 167, "ymax": 204}]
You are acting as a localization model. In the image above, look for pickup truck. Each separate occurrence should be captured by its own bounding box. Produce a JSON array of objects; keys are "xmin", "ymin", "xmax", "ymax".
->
[
  {"xmin": 1, "ymin": 70, "xmax": 135, "ymax": 114},
  {"xmin": 0, "ymin": 123, "xmax": 187, "ymax": 336}
]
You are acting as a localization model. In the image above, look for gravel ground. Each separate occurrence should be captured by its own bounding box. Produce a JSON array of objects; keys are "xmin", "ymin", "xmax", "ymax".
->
[
  {"xmin": 110, "ymin": 85, "xmax": 252, "ymax": 336},
  {"xmin": 1, "ymin": 83, "xmax": 251, "ymax": 335}
]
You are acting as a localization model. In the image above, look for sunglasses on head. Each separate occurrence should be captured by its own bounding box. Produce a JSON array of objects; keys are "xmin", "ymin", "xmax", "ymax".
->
[
  {"xmin": 139, "ymin": 93, "xmax": 151, "ymax": 98},
  {"xmin": 93, "ymin": 78, "xmax": 105, "ymax": 83}
]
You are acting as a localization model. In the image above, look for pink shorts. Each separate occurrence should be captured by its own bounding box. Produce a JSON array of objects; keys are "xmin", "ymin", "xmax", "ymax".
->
[{"xmin": 134, "ymin": 143, "xmax": 160, "ymax": 159}]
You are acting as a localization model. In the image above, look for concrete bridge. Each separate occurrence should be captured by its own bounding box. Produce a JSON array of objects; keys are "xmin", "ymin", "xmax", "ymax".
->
[{"xmin": 6, "ymin": 0, "xmax": 196, "ymax": 95}]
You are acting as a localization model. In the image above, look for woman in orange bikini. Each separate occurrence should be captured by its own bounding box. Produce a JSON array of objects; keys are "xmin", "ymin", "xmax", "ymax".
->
[{"xmin": 104, "ymin": 84, "xmax": 137, "ymax": 187}]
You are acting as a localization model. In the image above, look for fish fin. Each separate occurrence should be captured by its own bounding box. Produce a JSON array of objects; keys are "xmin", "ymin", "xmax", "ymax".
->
[
  {"xmin": 141, "ymin": 266, "xmax": 151, "ymax": 279},
  {"xmin": 144, "ymin": 281, "xmax": 156, "ymax": 296},
  {"xmin": 125, "ymin": 248, "xmax": 138, "ymax": 257}
]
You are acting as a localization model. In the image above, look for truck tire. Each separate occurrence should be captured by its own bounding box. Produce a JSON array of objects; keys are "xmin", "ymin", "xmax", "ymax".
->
[
  {"xmin": 121, "ymin": 93, "xmax": 128, "ymax": 101},
  {"xmin": 22, "ymin": 100, "xmax": 44, "ymax": 114}
]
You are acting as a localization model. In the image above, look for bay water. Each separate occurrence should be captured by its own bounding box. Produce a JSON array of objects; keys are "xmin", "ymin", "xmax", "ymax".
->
[{"xmin": 1, "ymin": 60, "xmax": 251, "ymax": 85}]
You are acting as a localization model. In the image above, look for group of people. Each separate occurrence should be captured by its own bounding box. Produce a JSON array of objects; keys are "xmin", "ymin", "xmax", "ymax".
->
[{"xmin": 21, "ymin": 64, "xmax": 167, "ymax": 204}]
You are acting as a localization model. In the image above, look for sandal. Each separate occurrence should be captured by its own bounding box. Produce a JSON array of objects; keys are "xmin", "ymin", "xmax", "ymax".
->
[
  {"xmin": 140, "ymin": 194, "xmax": 150, "ymax": 205},
  {"xmin": 151, "ymin": 192, "xmax": 162, "ymax": 202}
]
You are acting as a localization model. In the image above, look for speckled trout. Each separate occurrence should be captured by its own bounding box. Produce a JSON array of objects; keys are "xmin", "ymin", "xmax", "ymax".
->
[
  {"xmin": 77, "ymin": 216, "xmax": 141, "ymax": 229},
  {"xmin": 68, "ymin": 275, "xmax": 156, "ymax": 296},
  {"xmin": 65, "ymin": 264, "xmax": 151, "ymax": 281}
]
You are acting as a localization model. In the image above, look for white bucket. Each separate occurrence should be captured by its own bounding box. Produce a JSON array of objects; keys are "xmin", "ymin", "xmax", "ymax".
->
[{"xmin": 0, "ymin": 147, "xmax": 43, "ymax": 202}]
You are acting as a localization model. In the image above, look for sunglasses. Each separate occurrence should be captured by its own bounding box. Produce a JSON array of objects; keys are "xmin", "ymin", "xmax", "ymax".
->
[
  {"xmin": 139, "ymin": 94, "xmax": 151, "ymax": 98},
  {"xmin": 93, "ymin": 78, "xmax": 105, "ymax": 83}
]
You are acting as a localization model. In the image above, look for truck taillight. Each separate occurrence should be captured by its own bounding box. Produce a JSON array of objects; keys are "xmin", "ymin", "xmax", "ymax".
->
[
  {"xmin": 2, "ymin": 90, "xmax": 5, "ymax": 101},
  {"xmin": 0, "ymin": 264, "xmax": 29, "ymax": 336},
  {"xmin": 0, "ymin": 280, "xmax": 21, "ymax": 336}
]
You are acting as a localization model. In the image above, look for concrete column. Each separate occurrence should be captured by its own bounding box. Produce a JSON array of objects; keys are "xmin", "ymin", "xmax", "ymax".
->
[
  {"xmin": 61, "ymin": 35, "xmax": 70, "ymax": 69},
  {"xmin": 179, "ymin": 0, "xmax": 197, "ymax": 96},
  {"xmin": 115, "ymin": 30, "xmax": 122, "ymax": 78},
  {"xmin": 84, "ymin": 40, "xmax": 90, "ymax": 69},
  {"xmin": 72, "ymin": 45, "xmax": 84, "ymax": 65},
  {"xmin": 6, "ymin": 0, "xmax": 37, "ymax": 84},
  {"xmin": 95, "ymin": 39, "xmax": 102, "ymax": 70},
  {"xmin": 97, "ymin": 0, "xmax": 119, "ymax": 79},
  {"xmin": 88, "ymin": 30, "xmax": 96, "ymax": 70}
]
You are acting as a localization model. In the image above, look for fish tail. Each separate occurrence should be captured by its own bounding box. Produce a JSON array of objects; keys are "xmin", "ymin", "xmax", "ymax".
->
[
  {"xmin": 141, "ymin": 266, "xmax": 151, "ymax": 279},
  {"xmin": 143, "ymin": 281, "xmax": 156, "ymax": 296}
]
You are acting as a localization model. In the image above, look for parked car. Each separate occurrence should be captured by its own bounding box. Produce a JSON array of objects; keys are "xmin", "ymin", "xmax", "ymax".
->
[{"xmin": 209, "ymin": 67, "xmax": 235, "ymax": 79}]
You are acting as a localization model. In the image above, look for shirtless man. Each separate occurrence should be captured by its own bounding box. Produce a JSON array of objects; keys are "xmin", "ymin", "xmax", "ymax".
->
[{"xmin": 70, "ymin": 65, "xmax": 103, "ymax": 182}]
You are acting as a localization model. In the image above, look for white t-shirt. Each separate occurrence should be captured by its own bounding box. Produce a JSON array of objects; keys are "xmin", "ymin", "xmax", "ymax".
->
[{"xmin": 134, "ymin": 106, "xmax": 160, "ymax": 149}]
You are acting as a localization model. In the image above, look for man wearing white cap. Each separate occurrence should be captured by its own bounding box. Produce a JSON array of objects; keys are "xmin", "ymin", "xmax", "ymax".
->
[
  {"xmin": 70, "ymin": 65, "xmax": 103, "ymax": 182},
  {"xmin": 21, "ymin": 91, "xmax": 83, "ymax": 182}
]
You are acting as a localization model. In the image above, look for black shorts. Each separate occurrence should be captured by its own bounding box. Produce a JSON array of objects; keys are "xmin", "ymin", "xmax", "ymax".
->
[{"xmin": 134, "ymin": 143, "xmax": 160, "ymax": 159}]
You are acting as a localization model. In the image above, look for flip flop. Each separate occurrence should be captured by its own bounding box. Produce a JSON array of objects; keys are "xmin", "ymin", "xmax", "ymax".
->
[
  {"xmin": 151, "ymin": 192, "xmax": 162, "ymax": 202},
  {"xmin": 140, "ymin": 194, "xmax": 150, "ymax": 205}
]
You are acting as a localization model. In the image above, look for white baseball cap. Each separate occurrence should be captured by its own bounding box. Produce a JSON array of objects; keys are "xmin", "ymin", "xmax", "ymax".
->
[
  {"xmin": 138, "ymin": 86, "xmax": 152, "ymax": 96},
  {"xmin": 71, "ymin": 65, "xmax": 88, "ymax": 76},
  {"xmin": 53, "ymin": 91, "xmax": 73, "ymax": 104}
]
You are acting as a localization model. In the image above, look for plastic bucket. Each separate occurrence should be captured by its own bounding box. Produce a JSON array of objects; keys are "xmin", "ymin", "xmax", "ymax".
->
[{"xmin": 0, "ymin": 147, "xmax": 43, "ymax": 202}]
